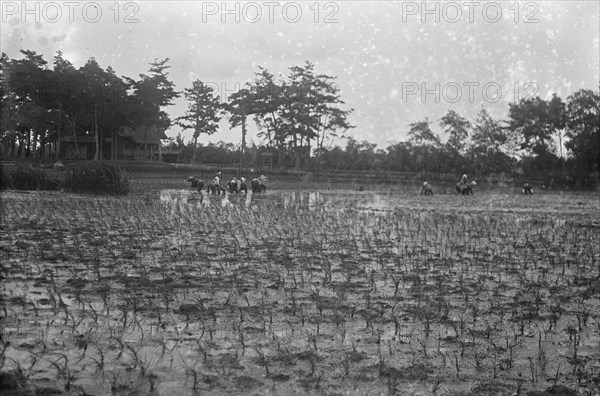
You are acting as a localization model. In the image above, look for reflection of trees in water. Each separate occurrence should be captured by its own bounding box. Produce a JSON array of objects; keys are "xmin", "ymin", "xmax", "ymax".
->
[
  {"xmin": 282, "ymin": 191, "xmax": 322, "ymax": 210},
  {"xmin": 308, "ymin": 192, "xmax": 320, "ymax": 209},
  {"xmin": 280, "ymin": 191, "xmax": 393, "ymax": 212}
]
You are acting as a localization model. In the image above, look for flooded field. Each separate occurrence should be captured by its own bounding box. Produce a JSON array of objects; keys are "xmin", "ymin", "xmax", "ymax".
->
[{"xmin": 1, "ymin": 188, "xmax": 599, "ymax": 395}]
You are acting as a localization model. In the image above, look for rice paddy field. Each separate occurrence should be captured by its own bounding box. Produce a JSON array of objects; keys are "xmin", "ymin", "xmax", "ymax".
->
[{"xmin": 1, "ymin": 178, "xmax": 599, "ymax": 396}]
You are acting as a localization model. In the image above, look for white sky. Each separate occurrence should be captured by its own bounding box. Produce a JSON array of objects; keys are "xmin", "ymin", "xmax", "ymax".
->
[{"xmin": 1, "ymin": 1, "xmax": 599, "ymax": 149}]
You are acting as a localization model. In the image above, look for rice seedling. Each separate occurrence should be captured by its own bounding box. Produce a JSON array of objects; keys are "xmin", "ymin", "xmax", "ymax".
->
[{"xmin": 0, "ymin": 185, "xmax": 598, "ymax": 395}]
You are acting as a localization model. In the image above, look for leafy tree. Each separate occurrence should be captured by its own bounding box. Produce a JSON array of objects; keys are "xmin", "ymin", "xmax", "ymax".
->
[
  {"xmin": 51, "ymin": 50, "xmax": 89, "ymax": 159},
  {"xmin": 407, "ymin": 118, "xmax": 440, "ymax": 147},
  {"xmin": 51, "ymin": 54, "xmax": 129, "ymax": 160},
  {"xmin": 439, "ymin": 110, "xmax": 470, "ymax": 155},
  {"xmin": 468, "ymin": 108, "xmax": 514, "ymax": 173},
  {"xmin": 79, "ymin": 57, "xmax": 114, "ymax": 159},
  {"xmin": 508, "ymin": 95, "xmax": 565, "ymax": 157},
  {"xmin": 124, "ymin": 58, "xmax": 179, "ymax": 130},
  {"xmin": 250, "ymin": 67, "xmax": 286, "ymax": 149},
  {"xmin": 244, "ymin": 62, "xmax": 353, "ymax": 168},
  {"xmin": 344, "ymin": 137, "xmax": 378, "ymax": 170},
  {"xmin": 384, "ymin": 141, "xmax": 413, "ymax": 170},
  {"xmin": 286, "ymin": 62, "xmax": 353, "ymax": 160},
  {"xmin": 226, "ymin": 86, "xmax": 256, "ymax": 162},
  {"xmin": 470, "ymin": 108, "xmax": 507, "ymax": 154},
  {"xmin": 176, "ymin": 80, "xmax": 223, "ymax": 162},
  {"xmin": 1, "ymin": 50, "xmax": 53, "ymax": 157},
  {"xmin": 564, "ymin": 88, "xmax": 600, "ymax": 174}
]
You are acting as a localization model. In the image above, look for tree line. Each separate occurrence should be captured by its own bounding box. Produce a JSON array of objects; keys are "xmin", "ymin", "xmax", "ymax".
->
[
  {"xmin": 1, "ymin": 50, "xmax": 598, "ymax": 187},
  {"xmin": 316, "ymin": 91, "xmax": 598, "ymax": 188},
  {"xmin": 169, "ymin": 89, "xmax": 598, "ymax": 188},
  {"xmin": 1, "ymin": 50, "xmax": 179, "ymax": 160},
  {"xmin": 0, "ymin": 50, "xmax": 352, "ymax": 167}
]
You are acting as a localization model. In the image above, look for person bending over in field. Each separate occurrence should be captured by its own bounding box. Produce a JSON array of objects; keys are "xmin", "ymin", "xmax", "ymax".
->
[
  {"xmin": 259, "ymin": 175, "xmax": 267, "ymax": 190},
  {"xmin": 523, "ymin": 182, "xmax": 533, "ymax": 195},
  {"xmin": 228, "ymin": 177, "xmax": 239, "ymax": 193},
  {"xmin": 456, "ymin": 174, "xmax": 473, "ymax": 194},
  {"xmin": 208, "ymin": 172, "xmax": 226, "ymax": 195},
  {"xmin": 251, "ymin": 177, "xmax": 267, "ymax": 193},
  {"xmin": 187, "ymin": 176, "xmax": 204, "ymax": 193},
  {"xmin": 238, "ymin": 177, "xmax": 248, "ymax": 194},
  {"xmin": 421, "ymin": 181, "xmax": 433, "ymax": 196}
]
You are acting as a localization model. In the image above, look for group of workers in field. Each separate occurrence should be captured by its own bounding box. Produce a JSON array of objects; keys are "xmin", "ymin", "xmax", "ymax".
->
[
  {"xmin": 190, "ymin": 172, "xmax": 534, "ymax": 197},
  {"xmin": 420, "ymin": 174, "xmax": 534, "ymax": 195},
  {"xmin": 187, "ymin": 172, "xmax": 267, "ymax": 196}
]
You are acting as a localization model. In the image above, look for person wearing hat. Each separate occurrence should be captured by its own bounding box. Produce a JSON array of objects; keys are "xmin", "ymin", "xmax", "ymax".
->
[
  {"xmin": 228, "ymin": 177, "xmax": 238, "ymax": 193},
  {"xmin": 208, "ymin": 172, "xmax": 224, "ymax": 195},
  {"xmin": 238, "ymin": 177, "xmax": 248, "ymax": 194},
  {"xmin": 259, "ymin": 174, "xmax": 267, "ymax": 190},
  {"xmin": 456, "ymin": 174, "xmax": 472, "ymax": 194},
  {"xmin": 187, "ymin": 176, "xmax": 204, "ymax": 193},
  {"xmin": 421, "ymin": 181, "xmax": 433, "ymax": 196}
]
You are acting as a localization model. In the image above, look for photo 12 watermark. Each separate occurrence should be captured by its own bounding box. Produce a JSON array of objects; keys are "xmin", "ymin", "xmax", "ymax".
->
[
  {"xmin": 400, "ymin": 81, "xmax": 539, "ymax": 104},
  {"xmin": 1, "ymin": 1, "xmax": 140, "ymax": 23},
  {"xmin": 199, "ymin": 1, "xmax": 340, "ymax": 23},
  {"xmin": 399, "ymin": 1, "xmax": 539, "ymax": 23}
]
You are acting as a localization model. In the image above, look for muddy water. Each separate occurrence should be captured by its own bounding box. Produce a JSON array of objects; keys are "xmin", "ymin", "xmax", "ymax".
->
[
  {"xmin": 161, "ymin": 188, "xmax": 600, "ymax": 221},
  {"xmin": 159, "ymin": 189, "xmax": 394, "ymax": 213},
  {"xmin": 2, "ymin": 189, "xmax": 600, "ymax": 396}
]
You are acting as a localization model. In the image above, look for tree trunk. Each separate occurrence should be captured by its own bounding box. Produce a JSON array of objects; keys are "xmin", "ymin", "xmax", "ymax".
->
[
  {"xmin": 32, "ymin": 131, "xmax": 38, "ymax": 158},
  {"xmin": 193, "ymin": 113, "xmax": 200, "ymax": 163},
  {"xmin": 55, "ymin": 105, "xmax": 62, "ymax": 159},
  {"xmin": 294, "ymin": 131, "xmax": 300, "ymax": 169},
  {"xmin": 56, "ymin": 122, "xmax": 61, "ymax": 159},
  {"xmin": 94, "ymin": 104, "xmax": 100, "ymax": 160},
  {"xmin": 111, "ymin": 128, "xmax": 115, "ymax": 160},
  {"xmin": 17, "ymin": 133, "xmax": 22, "ymax": 157},
  {"xmin": 72, "ymin": 119, "xmax": 79, "ymax": 160},
  {"xmin": 241, "ymin": 115, "xmax": 247, "ymax": 164},
  {"xmin": 26, "ymin": 130, "xmax": 31, "ymax": 157},
  {"xmin": 193, "ymin": 135, "xmax": 198, "ymax": 163},
  {"xmin": 158, "ymin": 137, "xmax": 162, "ymax": 162}
]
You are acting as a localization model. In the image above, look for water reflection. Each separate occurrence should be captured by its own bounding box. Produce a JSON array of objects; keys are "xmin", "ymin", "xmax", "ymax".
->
[
  {"xmin": 282, "ymin": 191, "xmax": 322, "ymax": 209},
  {"xmin": 160, "ymin": 189, "xmax": 200, "ymax": 204},
  {"xmin": 159, "ymin": 189, "xmax": 393, "ymax": 213},
  {"xmin": 280, "ymin": 190, "xmax": 392, "ymax": 212},
  {"xmin": 159, "ymin": 189, "xmax": 254, "ymax": 208}
]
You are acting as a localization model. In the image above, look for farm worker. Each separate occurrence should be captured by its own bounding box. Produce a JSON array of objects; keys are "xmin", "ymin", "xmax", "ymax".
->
[
  {"xmin": 239, "ymin": 177, "xmax": 248, "ymax": 194},
  {"xmin": 229, "ymin": 177, "xmax": 238, "ymax": 193},
  {"xmin": 214, "ymin": 172, "xmax": 223, "ymax": 195},
  {"xmin": 456, "ymin": 174, "xmax": 472, "ymax": 194},
  {"xmin": 259, "ymin": 174, "xmax": 267, "ymax": 188},
  {"xmin": 187, "ymin": 176, "xmax": 204, "ymax": 193},
  {"xmin": 523, "ymin": 182, "xmax": 533, "ymax": 195},
  {"xmin": 421, "ymin": 181, "xmax": 433, "ymax": 196}
]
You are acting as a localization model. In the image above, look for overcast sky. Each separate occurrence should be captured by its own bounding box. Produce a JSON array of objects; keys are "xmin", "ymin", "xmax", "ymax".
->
[{"xmin": 2, "ymin": 1, "xmax": 599, "ymax": 149}]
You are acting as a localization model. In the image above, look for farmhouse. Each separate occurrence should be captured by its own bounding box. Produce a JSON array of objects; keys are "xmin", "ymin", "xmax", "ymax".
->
[
  {"xmin": 59, "ymin": 135, "xmax": 97, "ymax": 160},
  {"xmin": 160, "ymin": 148, "xmax": 182, "ymax": 163},
  {"xmin": 58, "ymin": 125, "xmax": 167, "ymax": 161},
  {"xmin": 110, "ymin": 125, "xmax": 167, "ymax": 161}
]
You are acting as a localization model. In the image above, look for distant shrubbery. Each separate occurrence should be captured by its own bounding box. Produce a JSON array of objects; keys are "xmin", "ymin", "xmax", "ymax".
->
[
  {"xmin": 0, "ymin": 163, "xmax": 61, "ymax": 191},
  {"xmin": 0, "ymin": 162, "xmax": 129, "ymax": 195},
  {"xmin": 63, "ymin": 162, "xmax": 130, "ymax": 195}
]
